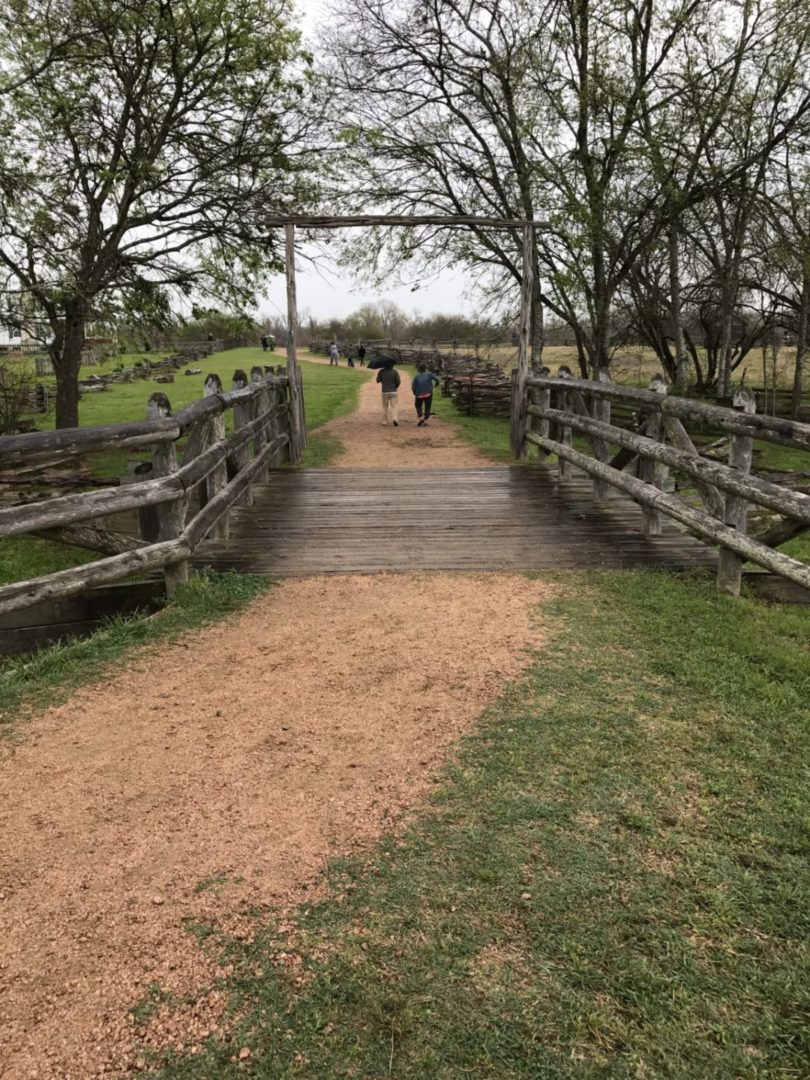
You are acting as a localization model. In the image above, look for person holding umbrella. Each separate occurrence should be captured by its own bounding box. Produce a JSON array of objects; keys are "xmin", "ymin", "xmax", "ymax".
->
[{"xmin": 368, "ymin": 352, "xmax": 401, "ymax": 426}]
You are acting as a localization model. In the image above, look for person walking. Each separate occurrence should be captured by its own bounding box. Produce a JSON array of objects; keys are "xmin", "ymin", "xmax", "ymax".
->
[
  {"xmin": 347, "ymin": 344, "xmax": 356, "ymax": 368},
  {"xmin": 358, "ymin": 343, "xmax": 367, "ymax": 367},
  {"xmin": 411, "ymin": 362, "xmax": 441, "ymax": 426},
  {"xmin": 377, "ymin": 364, "xmax": 401, "ymax": 426},
  {"xmin": 329, "ymin": 342, "xmax": 339, "ymax": 366},
  {"xmin": 261, "ymin": 334, "xmax": 269, "ymax": 351}
]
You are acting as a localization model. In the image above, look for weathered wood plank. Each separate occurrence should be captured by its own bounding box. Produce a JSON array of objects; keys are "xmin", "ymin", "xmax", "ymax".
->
[
  {"xmin": 0, "ymin": 418, "xmax": 179, "ymax": 468},
  {"xmin": 193, "ymin": 465, "xmax": 717, "ymax": 577}
]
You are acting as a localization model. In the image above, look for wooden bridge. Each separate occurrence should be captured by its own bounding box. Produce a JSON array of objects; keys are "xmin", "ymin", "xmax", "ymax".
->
[
  {"xmin": 192, "ymin": 466, "xmax": 715, "ymax": 575},
  {"xmin": 1, "ymin": 355, "xmax": 809, "ymax": 649}
]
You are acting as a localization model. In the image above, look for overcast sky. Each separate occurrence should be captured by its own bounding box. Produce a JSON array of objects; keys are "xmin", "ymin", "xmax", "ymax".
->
[{"xmin": 260, "ymin": 0, "xmax": 472, "ymax": 323}]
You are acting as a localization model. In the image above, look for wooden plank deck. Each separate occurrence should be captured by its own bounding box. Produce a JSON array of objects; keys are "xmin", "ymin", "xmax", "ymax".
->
[{"xmin": 192, "ymin": 466, "xmax": 717, "ymax": 575}]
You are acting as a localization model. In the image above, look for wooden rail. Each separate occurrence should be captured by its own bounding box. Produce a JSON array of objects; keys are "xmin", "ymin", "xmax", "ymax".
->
[
  {"xmin": 0, "ymin": 365, "xmax": 302, "ymax": 614},
  {"xmin": 518, "ymin": 371, "xmax": 810, "ymax": 595}
]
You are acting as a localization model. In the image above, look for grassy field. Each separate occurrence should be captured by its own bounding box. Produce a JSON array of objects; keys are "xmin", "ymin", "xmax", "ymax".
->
[
  {"xmin": 140, "ymin": 569, "xmax": 810, "ymax": 1079},
  {"xmin": 452, "ymin": 342, "xmax": 805, "ymax": 393},
  {"xmin": 298, "ymin": 358, "xmax": 369, "ymax": 467}
]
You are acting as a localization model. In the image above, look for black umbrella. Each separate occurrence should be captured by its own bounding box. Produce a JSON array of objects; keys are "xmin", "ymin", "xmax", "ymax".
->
[{"xmin": 366, "ymin": 353, "xmax": 397, "ymax": 370}]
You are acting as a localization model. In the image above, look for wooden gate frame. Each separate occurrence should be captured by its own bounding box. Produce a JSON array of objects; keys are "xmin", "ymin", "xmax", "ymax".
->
[{"xmin": 265, "ymin": 215, "xmax": 534, "ymax": 457}]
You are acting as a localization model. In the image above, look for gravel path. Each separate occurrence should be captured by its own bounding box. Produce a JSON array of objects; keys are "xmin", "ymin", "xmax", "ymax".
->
[{"xmin": 0, "ymin": 364, "xmax": 552, "ymax": 1078}]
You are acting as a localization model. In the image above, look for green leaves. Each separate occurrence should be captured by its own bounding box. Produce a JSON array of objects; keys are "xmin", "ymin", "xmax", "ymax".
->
[{"xmin": 0, "ymin": 0, "xmax": 318, "ymax": 424}]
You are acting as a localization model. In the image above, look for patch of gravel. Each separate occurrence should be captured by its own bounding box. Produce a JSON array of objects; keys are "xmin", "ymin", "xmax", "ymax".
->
[{"xmin": 0, "ymin": 572, "xmax": 554, "ymax": 1078}]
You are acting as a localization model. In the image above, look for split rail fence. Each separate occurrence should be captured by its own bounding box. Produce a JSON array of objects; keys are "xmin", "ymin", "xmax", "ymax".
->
[
  {"xmin": 0, "ymin": 365, "xmax": 306, "ymax": 615},
  {"xmin": 511, "ymin": 368, "xmax": 810, "ymax": 595}
]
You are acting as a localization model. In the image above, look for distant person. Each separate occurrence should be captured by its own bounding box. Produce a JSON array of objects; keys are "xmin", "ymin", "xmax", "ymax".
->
[
  {"xmin": 377, "ymin": 363, "xmax": 401, "ymax": 426},
  {"xmin": 261, "ymin": 334, "xmax": 269, "ymax": 351},
  {"xmin": 358, "ymin": 343, "xmax": 367, "ymax": 367},
  {"xmin": 329, "ymin": 342, "xmax": 339, "ymax": 366},
  {"xmin": 347, "ymin": 344, "xmax": 356, "ymax": 368},
  {"xmin": 411, "ymin": 362, "xmax": 440, "ymax": 426}
]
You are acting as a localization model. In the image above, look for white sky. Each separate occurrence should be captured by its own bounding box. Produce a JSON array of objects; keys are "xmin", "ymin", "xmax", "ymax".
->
[{"xmin": 260, "ymin": 0, "xmax": 472, "ymax": 322}]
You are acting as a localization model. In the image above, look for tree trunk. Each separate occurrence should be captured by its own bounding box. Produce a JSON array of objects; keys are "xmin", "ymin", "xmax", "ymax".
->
[
  {"xmin": 791, "ymin": 270, "xmax": 809, "ymax": 421},
  {"xmin": 53, "ymin": 302, "xmax": 86, "ymax": 429},
  {"xmin": 668, "ymin": 223, "xmax": 689, "ymax": 395},
  {"xmin": 573, "ymin": 328, "xmax": 589, "ymax": 378},
  {"xmin": 716, "ymin": 277, "xmax": 736, "ymax": 402}
]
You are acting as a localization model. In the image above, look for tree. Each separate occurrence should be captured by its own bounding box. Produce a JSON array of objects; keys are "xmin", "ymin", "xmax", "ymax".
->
[
  {"xmin": 0, "ymin": 0, "xmax": 315, "ymax": 427},
  {"xmin": 326, "ymin": 0, "xmax": 810, "ymax": 382},
  {"xmin": 757, "ymin": 147, "xmax": 810, "ymax": 417}
]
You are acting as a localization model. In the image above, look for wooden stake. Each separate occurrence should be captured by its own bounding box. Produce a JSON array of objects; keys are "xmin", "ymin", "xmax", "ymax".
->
[
  {"xmin": 717, "ymin": 387, "xmax": 756, "ymax": 595},
  {"xmin": 640, "ymin": 375, "xmax": 668, "ymax": 535},
  {"xmin": 592, "ymin": 368, "xmax": 611, "ymax": 500},
  {"xmin": 146, "ymin": 393, "xmax": 188, "ymax": 596}
]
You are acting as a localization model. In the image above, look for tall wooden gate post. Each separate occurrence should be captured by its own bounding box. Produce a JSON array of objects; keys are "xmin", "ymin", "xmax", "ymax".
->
[
  {"xmin": 510, "ymin": 223, "xmax": 533, "ymax": 459},
  {"xmin": 285, "ymin": 223, "xmax": 306, "ymax": 463},
  {"xmin": 716, "ymin": 387, "xmax": 756, "ymax": 595}
]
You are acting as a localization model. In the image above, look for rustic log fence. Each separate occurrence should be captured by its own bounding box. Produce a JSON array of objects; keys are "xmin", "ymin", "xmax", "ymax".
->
[
  {"xmin": 0, "ymin": 366, "xmax": 303, "ymax": 615},
  {"xmin": 511, "ymin": 370, "xmax": 810, "ymax": 595}
]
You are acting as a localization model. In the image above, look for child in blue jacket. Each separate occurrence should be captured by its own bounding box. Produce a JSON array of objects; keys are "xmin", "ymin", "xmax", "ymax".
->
[{"xmin": 411, "ymin": 363, "xmax": 441, "ymax": 426}]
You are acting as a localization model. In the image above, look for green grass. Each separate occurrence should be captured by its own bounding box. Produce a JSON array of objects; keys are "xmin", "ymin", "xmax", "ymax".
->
[
  {"xmin": 0, "ymin": 535, "xmax": 96, "ymax": 586},
  {"xmin": 754, "ymin": 441, "xmax": 809, "ymax": 475},
  {"xmin": 140, "ymin": 570, "xmax": 809, "ymax": 1079},
  {"xmin": 0, "ymin": 570, "xmax": 269, "ymax": 728},
  {"xmin": 299, "ymin": 355, "xmax": 370, "ymax": 467}
]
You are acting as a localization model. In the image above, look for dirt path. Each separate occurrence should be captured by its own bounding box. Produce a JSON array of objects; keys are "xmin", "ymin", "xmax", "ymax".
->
[
  {"xmin": 314, "ymin": 363, "xmax": 492, "ymax": 468},
  {"xmin": 0, "ymin": 575, "xmax": 552, "ymax": 1077},
  {"xmin": 0, "ymin": 360, "xmax": 552, "ymax": 1078}
]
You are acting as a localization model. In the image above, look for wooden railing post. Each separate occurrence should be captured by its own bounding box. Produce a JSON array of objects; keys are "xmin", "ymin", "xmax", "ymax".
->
[
  {"xmin": 204, "ymin": 373, "xmax": 229, "ymax": 540},
  {"xmin": 231, "ymin": 372, "xmax": 254, "ymax": 508},
  {"xmin": 592, "ymin": 368, "xmax": 611, "ymax": 500},
  {"xmin": 530, "ymin": 366, "xmax": 551, "ymax": 464},
  {"xmin": 557, "ymin": 366, "xmax": 573, "ymax": 480},
  {"xmin": 273, "ymin": 365, "xmax": 291, "ymax": 464},
  {"xmin": 146, "ymin": 392, "xmax": 188, "ymax": 596},
  {"xmin": 251, "ymin": 366, "xmax": 271, "ymax": 482},
  {"xmin": 717, "ymin": 387, "xmax": 756, "ymax": 595},
  {"xmin": 640, "ymin": 375, "xmax": 668, "ymax": 535}
]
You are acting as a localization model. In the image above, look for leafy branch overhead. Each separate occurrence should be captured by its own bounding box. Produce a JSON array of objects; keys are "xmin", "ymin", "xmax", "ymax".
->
[{"xmin": 0, "ymin": 0, "xmax": 320, "ymax": 427}]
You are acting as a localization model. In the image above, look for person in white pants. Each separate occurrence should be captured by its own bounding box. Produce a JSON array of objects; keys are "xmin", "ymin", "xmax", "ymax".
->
[{"xmin": 376, "ymin": 365, "xmax": 401, "ymax": 426}]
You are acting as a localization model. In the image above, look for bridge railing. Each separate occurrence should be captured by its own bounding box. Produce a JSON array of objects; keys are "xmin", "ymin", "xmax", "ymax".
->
[
  {"xmin": 0, "ymin": 364, "xmax": 306, "ymax": 614},
  {"xmin": 514, "ymin": 369, "xmax": 810, "ymax": 595}
]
